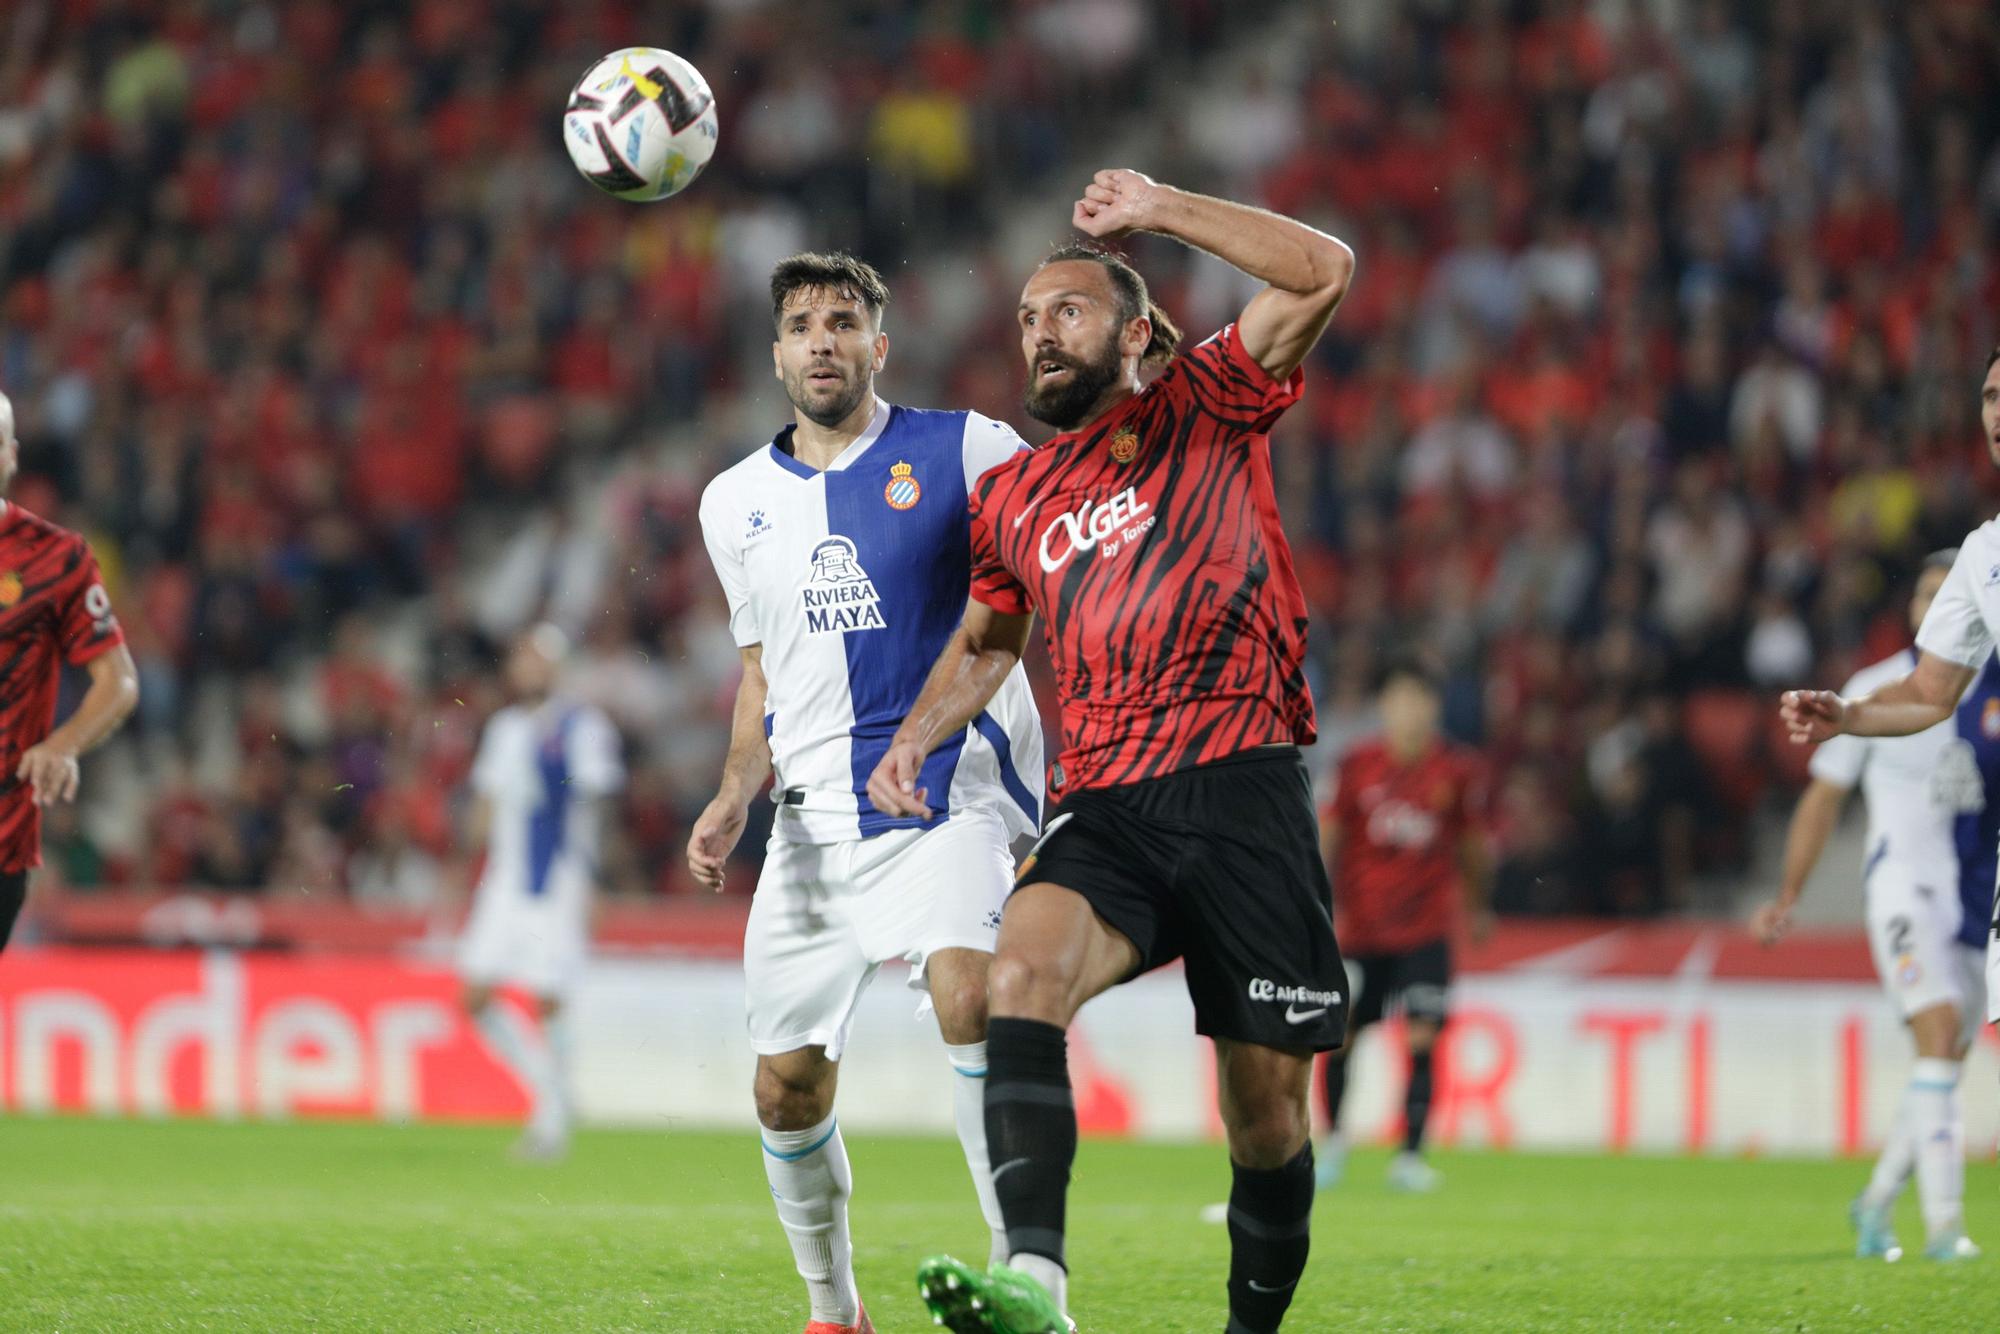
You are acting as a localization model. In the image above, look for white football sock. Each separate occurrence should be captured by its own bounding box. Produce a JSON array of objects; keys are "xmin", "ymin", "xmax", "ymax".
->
[
  {"xmin": 1859, "ymin": 1099, "xmax": 1913, "ymax": 1212},
  {"xmin": 535, "ymin": 1006, "xmax": 575, "ymax": 1141},
  {"xmin": 763, "ymin": 1114, "xmax": 859, "ymax": 1326},
  {"xmin": 1010, "ymin": 1252, "xmax": 1068, "ymax": 1315},
  {"xmin": 946, "ymin": 1040, "xmax": 1011, "ymax": 1266},
  {"xmin": 474, "ymin": 1002, "xmax": 561, "ymax": 1139},
  {"xmin": 1907, "ymin": 1058, "xmax": 1965, "ymax": 1240}
]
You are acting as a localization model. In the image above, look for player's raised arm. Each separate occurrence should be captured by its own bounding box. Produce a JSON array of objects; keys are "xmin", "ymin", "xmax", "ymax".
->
[
  {"xmin": 867, "ymin": 600, "xmax": 1035, "ymax": 820},
  {"xmin": 1781, "ymin": 652, "xmax": 1974, "ymax": 743},
  {"xmin": 686, "ymin": 644, "xmax": 772, "ymax": 891},
  {"xmin": 1071, "ymin": 168, "xmax": 1354, "ymax": 381}
]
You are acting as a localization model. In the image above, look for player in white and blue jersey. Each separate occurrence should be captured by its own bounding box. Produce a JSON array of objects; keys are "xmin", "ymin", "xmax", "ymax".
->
[
  {"xmin": 689, "ymin": 253, "xmax": 1044, "ymax": 1334},
  {"xmin": 1758, "ymin": 552, "xmax": 1990, "ymax": 1262},
  {"xmin": 458, "ymin": 623, "xmax": 624, "ymax": 1161}
]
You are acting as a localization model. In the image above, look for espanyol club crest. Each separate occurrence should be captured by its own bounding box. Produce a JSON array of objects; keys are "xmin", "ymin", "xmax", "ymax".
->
[
  {"xmin": 884, "ymin": 460, "xmax": 921, "ymax": 510},
  {"xmin": 1984, "ymin": 698, "xmax": 2000, "ymax": 740}
]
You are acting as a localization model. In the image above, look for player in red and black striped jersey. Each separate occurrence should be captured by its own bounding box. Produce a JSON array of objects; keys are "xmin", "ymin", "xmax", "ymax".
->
[
  {"xmin": 1317, "ymin": 657, "xmax": 1491, "ymax": 1195},
  {"xmin": 0, "ymin": 392, "xmax": 140, "ymax": 953},
  {"xmin": 870, "ymin": 170, "xmax": 1353, "ymax": 1334}
]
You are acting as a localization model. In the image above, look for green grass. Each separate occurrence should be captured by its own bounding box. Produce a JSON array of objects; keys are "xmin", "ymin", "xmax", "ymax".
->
[{"xmin": 0, "ymin": 1119, "xmax": 1993, "ymax": 1331}]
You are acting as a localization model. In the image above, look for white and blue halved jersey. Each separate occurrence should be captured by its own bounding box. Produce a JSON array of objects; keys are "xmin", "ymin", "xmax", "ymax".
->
[
  {"xmin": 698, "ymin": 397, "xmax": 1044, "ymax": 844},
  {"xmin": 472, "ymin": 698, "xmax": 625, "ymax": 900},
  {"xmin": 1949, "ymin": 656, "xmax": 2000, "ymax": 946},
  {"xmin": 1810, "ymin": 648, "xmax": 1985, "ymax": 910}
]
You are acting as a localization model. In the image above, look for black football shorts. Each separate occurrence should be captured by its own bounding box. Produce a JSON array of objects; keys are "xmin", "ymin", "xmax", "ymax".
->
[
  {"xmin": 1015, "ymin": 745, "xmax": 1347, "ymax": 1052},
  {"xmin": 1345, "ymin": 938, "xmax": 1452, "ymax": 1030}
]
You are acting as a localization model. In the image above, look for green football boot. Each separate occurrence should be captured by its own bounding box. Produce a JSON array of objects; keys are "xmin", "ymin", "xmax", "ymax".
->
[{"xmin": 917, "ymin": 1255, "xmax": 1070, "ymax": 1334}]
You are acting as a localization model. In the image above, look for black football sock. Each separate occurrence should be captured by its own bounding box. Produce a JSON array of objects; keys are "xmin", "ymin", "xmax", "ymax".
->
[
  {"xmin": 983, "ymin": 1017, "xmax": 1076, "ymax": 1271},
  {"xmin": 1225, "ymin": 1143, "xmax": 1315, "ymax": 1334},
  {"xmin": 1402, "ymin": 1047, "xmax": 1436, "ymax": 1154},
  {"xmin": 0, "ymin": 871, "xmax": 26, "ymax": 954},
  {"xmin": 1320, "ymin": 1050, "xmax": 1349, "ymax": 1132}
]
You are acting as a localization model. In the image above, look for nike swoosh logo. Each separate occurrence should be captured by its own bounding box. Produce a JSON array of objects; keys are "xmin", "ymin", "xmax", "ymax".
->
[
  {"xmin": 1246, "ymin": 1278, "xmax": 1298, "ymax": 1293},
  {"xmin": 1284, "ymin": 1006, "xmax": 1328, "ymax": 1024},
  {"xmin": 1011, "ymin": 496, "xmax": 1045, "ymax": 529},
  {"xmin": 991, "ymin": 1158, "xmax": 1029, "ymax": 1185}
]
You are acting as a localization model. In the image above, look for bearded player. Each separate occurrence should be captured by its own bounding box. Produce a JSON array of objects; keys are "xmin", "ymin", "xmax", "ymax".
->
[
  {"xmin": 1781, "ymin": 346, "xmax": 2000, "ymax": 1264},
  {"xmin": 1784, "ymin": 351, "xmax": 2000, "ymax": 1258},
  {"xmin": 1757, "ymin": 552, "xmax": 1996, "ymax": 1263},
  {"xmin": 0, "ymin": 390, "xmax": 140, "ymax": 953},
  {"xmin": 869, "ymin": 171, "xmax": 1355, "ymax": 1334},
  {"xmin": 1318, "ymin": 656, "xmax": 1491, "ymax": 1195},
  {"xmin": 690, "ymin": 253, "xmax": 1043, "ymax": 1334}
]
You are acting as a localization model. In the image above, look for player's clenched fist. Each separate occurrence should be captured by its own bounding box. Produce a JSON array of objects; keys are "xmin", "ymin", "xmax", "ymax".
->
[
  {"xmin": 865, "ymin": 740, "xmax": 932, "ymax": 821},
  {"xmin": 1779, "ymin": 689, "xmax": 1847, "ymax": 745},
  {"xmin": 686, "ymin": 795, "xmax": 748, "ymax": 892},
  {"xmin": 1072, "ymin": 168, "xmax": 1164, "ymax": 240}
]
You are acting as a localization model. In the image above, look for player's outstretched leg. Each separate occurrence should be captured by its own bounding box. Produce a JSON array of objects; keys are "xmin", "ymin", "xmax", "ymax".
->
[
  {"xmin": 466, "ymin": 988, "xmax": 568, "ymax": 1159},
  {"xmin": 1217, "ymin": 1040, "xmax": 1317, "ymax": 1334},
  {"xmin": 1852, "ymin": 1102, "xmax": 1913, "ymax": 1260},
  {"xmin": 929, "ymin": 947, "xmax": 1011, "ymax": 1267},
  {"xmin": 1901, "ymin": 1004, "xmax": 1977, "ymax": 1261},
  {"xmin": 1387, "ymin": 1016, "xmax": 1442, "ymax": 1193},
  {"xmin": 758, "ymin": 1049, "xmax": 871, "ymax": 1334}
]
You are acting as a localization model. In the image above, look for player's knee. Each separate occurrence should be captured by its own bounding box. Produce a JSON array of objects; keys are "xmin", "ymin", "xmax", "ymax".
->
[
  {"xmin": 932, "ymin": 977, "xmax": 989, "ymax": 1044},
  {"xmin": 1405, "ymin": 1019, "xmax": 1441, "ymax": 1055},
  {"xmin": 1226, "ymin": 1100, "xmax": 1311, "ymax": 1169},
  {"xmin": 753, "ymin": 1057, "xmax": 833, "ymax": 1130},
  {"xmin": 986, "ymin": 950, "xmax": 1061, "ymax": 1020},
  {"xmin": 461, "ymin": 984, "xmax": 492, "ymax": 1016}
]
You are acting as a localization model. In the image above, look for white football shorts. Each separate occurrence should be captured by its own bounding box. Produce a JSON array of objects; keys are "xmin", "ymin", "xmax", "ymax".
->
[
  {"xmin": 744, "ymin": 806, "xmax": 1013, "ymax": 1061},
  {"xmin": 458, "ymin": 874, "xmax": 589, "ymax": 999},
  {"xmin": 1866, "ymin": 866, "xmax": 1985, "ymax": 1041}
]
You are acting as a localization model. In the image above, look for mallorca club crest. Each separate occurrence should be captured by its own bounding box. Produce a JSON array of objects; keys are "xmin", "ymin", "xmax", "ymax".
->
[
  {"xmin": 0, "ymin": 570, "xmax": 19, "ymax": 608},
  {"xmin": 1109, "ymin": 429, "xmax": 1139, "ymax": 463},
  {"xmin": 801, "ymin": 535, "xmax": 885, "ymax": 635},
  {"xmin": 884, "ymin": 460, "xmax": 921, "ymax": 510}
]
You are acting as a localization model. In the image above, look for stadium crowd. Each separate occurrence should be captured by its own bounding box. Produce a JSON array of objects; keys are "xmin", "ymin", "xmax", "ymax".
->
[{"xmin": 4, "ymin": 0, "xmax": 1999, "ymax": 914}]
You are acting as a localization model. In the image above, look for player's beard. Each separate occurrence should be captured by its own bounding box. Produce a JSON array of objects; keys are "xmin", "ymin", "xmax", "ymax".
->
[
  {"xmin": 1023, "ymin": 332, "xmax": 1122, "ymax": 430},
  {"xmin": 785, "ymin": 359, "xmax": 871, "ymax": 429}
]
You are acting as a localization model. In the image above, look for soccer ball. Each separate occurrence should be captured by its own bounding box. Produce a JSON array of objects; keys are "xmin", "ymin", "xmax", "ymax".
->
[{"xmin": 562, "ymin": 48, "xmax": 718, "ymax": 203}]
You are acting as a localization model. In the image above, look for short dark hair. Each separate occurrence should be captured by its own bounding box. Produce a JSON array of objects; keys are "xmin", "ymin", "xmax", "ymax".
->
[
  {"xmin": 1925, "ymin": 547, "xmax": 1960, "ymax": 573},
  {"xmin": 1039, "ymin": 243, "xmax": 1183, "ymax": 368},
  {"xmin": 1987, "ymin": 345, "xmax": 2000, "ymax": 374},
  {"xmin": 769, "ymin": 252, "xmax": 889, "ymax": 329},
  {"xmin": 1376, "ymin": 652, "xmax": 1442, "ymax": 696}
]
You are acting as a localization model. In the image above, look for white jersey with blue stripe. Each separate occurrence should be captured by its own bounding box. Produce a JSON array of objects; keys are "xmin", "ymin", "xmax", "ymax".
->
[
  {"xmin": 472, "ymin": 698, "xmax": 625, "ymax": 901},
  {"xmin": 1809, "ymin": 649, "xmax": 1982, "ymax": 895},
  {"xmin": 698, "ymin": 398, "xmax": 1045, "ymax": 845}
]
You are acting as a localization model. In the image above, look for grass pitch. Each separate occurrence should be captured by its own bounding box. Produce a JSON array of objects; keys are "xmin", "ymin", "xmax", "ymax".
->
[{"xmin": 1, "ymin": 1118, "xmax": 1994, "ymax": 1331}]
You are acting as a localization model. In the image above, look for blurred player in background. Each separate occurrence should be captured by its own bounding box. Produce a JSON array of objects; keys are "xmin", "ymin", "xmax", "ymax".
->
[
  {"xmin": 871, "ymin": 170, "xmax": 1354, "ymax": 1334},
  {"xmin": 1784, "ymin": 348, "xmax": 2000, "ymax": 1264},
  {"xmin": 0, "ymin": 390, "xmax": 139, "ymax": 954},
  {"xmin": 459, "ymin": 622, "xmax": 624, "ymax": 1161},
  {"xmin": 689, "ymin": 253, "xmax": 1042, "ymax": 1334},
  {"xmin": 1756, "ymin": 551, "xmax": 1996, "ymax": 1263},
  {"xmin": 1318, "ymin": 656, "xmax": 1490, "ymax": 1195}
]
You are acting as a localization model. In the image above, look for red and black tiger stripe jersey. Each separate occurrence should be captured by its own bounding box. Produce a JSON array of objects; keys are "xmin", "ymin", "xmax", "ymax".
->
[
  {"xmin": 0, "ymin": 501, "xmax": 125, "ymax": 872},
  {"xmin": 968, "ymin": 324, "xmax": 1314, "ymax": 800}
]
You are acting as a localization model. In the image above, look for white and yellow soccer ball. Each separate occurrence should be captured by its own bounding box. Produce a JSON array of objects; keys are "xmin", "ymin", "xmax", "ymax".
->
[{"xmin": 562, "ymin": 48, "xmax": 718, "ymax": 202}]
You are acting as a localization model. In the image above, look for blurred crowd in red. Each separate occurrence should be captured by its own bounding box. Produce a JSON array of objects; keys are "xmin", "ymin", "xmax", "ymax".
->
[{"xmin": 3, "ymin": 1, "xmax": 1998, "ymax": 915}]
